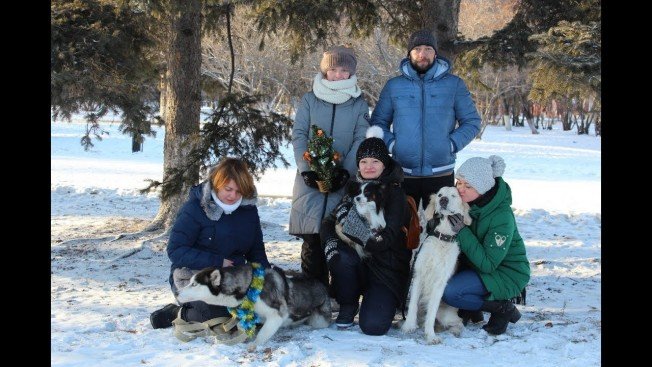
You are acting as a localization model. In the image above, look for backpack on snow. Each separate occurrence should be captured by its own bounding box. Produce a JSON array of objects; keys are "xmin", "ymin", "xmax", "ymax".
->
[{"xmin": 401, "ymin": 196, "xmax": 422, "ymax": 250}]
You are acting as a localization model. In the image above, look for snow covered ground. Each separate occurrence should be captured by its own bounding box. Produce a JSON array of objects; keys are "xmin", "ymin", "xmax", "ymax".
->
[{"xmin": 51, "ymin": 118, "xmax": 601, "ymax": 366}]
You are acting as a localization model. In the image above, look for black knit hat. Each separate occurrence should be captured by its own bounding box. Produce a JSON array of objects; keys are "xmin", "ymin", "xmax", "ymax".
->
[
  {"xmin": 407, "ymin": 29, "xmax": 438, "ymax": 55},
  {"xmin": 356, "ymin": 126, "xmax": 391, "ymax": 167}
]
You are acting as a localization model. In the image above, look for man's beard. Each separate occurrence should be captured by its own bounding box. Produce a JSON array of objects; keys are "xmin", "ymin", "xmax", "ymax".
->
[{"xmin": 410, "ymin": 58, "xmax": 435, "ymax": 74}]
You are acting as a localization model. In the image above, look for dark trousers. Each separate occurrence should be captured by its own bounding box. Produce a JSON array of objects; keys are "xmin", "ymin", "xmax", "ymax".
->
[
  {"xmin": 181, "ymin": 300, "xmax": 231, "ymax": 322},
  {"xmin": 402, "ymin": 173, "xmax": 455, "ymax": 211},
  {"xmin": 300, "ymin": 233, "xmax": 329, "ymax": 287},
  {"xmin": 329, "ymin": 243, "xmax": 398, "ymax": 336}
]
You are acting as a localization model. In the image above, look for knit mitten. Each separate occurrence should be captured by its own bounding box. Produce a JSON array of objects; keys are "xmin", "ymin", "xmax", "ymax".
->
[{"xmin": 323, "ymin": 237, "xmax": 340, "ymax": 268}]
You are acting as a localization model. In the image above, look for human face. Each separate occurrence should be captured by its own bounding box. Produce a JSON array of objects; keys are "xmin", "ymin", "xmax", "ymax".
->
[
  {"xmin": 217, "ymin": 179, "xmax": 242, "ymax": 205},
  {"xmin": 455, "ymin": 178, "xmax": 480, "ymax": 203},
  {"xmin": 359, "ymin": 158, "xmax": 385, "ymax": 179},
  {"xmin": 409, "ymin": 45, "xmax": 436, "ymax": 73},
  {"xmin": 325, "ymin": 66, "xmax": 351, "ymax": 81}
]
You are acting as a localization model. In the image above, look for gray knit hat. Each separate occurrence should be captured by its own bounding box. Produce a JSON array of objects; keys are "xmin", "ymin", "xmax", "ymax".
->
[
  {"xmin": 356, "ymin": 126, "xmax": 391, "ymax": 167},
  {"xmin": 320, "ymin": 45, "xmax": 357, "ymax": 75},
  {"xmin": 407, "ymin": 29, "xmax": 438, "ymax": 55},
  {"xmin": 455, "ymin": 155, "xmax": 506, "ymax": 195}
]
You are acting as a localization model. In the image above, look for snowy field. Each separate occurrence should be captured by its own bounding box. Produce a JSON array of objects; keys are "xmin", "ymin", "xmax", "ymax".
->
[{"xmin": 51, "ymin": 118, "xmax": 601, "ymax": 366}]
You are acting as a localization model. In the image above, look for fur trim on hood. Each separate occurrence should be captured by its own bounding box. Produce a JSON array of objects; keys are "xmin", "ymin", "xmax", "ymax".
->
[{"xmin": 198, "ymin": 178, "xmax": 258, "ymax": 222}]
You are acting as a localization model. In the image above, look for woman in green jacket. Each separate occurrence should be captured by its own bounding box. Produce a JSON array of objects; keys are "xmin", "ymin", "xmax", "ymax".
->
[{"xmin": 441, "ymin": 155, "xmax": 530, "ymax": 335}]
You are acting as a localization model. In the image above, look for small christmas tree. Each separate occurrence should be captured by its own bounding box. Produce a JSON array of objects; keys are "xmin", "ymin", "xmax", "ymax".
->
[{"xmin": 303, "ymin": 126, "xmax": 341, "ymax": 192}]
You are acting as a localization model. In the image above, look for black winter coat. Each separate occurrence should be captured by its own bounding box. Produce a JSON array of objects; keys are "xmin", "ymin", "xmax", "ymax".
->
[{"xmin": 321, "ymin": 159, "xmax": 412, "ymax": 307}]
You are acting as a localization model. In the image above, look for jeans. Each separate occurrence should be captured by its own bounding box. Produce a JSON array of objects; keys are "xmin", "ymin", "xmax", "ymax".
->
[{"xmin": 442, "ymin": 269, "xmax": 488, "ymax": 311}]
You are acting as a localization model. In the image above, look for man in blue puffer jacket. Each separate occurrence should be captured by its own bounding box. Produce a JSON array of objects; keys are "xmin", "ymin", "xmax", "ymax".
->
[{"xmin": 371, "ymin": 29, "xmax": 481, "ymax": 210}]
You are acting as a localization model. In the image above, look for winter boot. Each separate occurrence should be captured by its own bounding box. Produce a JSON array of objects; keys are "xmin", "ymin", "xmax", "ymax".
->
[
  {"xmin": 480, "ymin": 300, "xmax": 521, "ymax": 335},
  {"xmin": 150, "ymin": 303, "xmax": 181, "ymax": 329},
  {"xmin": 335, "ymin": 303, "xmax": 359, "ymax": 328},
  {"xmin": 457, "ymin": 309, "xmax": 484, "ymax": 326}
]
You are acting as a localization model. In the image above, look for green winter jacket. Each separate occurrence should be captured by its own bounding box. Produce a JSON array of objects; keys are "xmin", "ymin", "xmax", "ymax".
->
[{"xmin": 457, "ymin": 177, "xmax": 530, "ymax": 301}]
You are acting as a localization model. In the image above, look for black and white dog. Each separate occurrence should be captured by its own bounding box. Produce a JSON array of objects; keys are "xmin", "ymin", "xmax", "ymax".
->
[
  {"xmin": 177, "ymin": 264, "xmax": 331, "ymax": 349},
  {"xmin": 335, "ymin": 180, "xmax": 388, "ymax": 258},
  {"xmin": 401, "ymin": 186, "xmax": 472, "ymax": 344}
]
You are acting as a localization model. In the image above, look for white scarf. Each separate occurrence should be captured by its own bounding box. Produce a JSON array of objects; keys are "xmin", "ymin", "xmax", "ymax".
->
[
  {"xmin": 211, "ymin": 191, "xmax": 242, "ymax": 214},
  {"xmin": 312, "ymin": 73, "xmax": 362, "ymax": 104}
]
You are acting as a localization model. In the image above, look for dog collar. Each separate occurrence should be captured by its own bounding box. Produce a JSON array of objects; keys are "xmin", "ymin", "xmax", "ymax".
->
[
  {"xmin": 426, "ymin": 228, "xmax": 457, "ymax": 242},
  {"xmin": 227, "ymin": 262, "xmax": 265, "ymax": 338}
]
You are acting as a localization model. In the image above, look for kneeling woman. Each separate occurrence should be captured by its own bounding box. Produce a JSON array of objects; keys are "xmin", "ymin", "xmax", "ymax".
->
[
  {"xmin": 320, "ymin": 127, "xmax": 412, "ymax": 335},
  {"xmin": 442, "ymin": 155, "xmax": 530, "ymax": 335},
  {"xmin": 150, "ymin": 158, "xmax": 270, "ymax": 329}
]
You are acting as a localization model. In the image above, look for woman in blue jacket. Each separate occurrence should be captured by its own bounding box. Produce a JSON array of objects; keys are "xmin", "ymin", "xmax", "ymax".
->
[{"xmin": 150, "ymin": 157, "xmax": 270, "ymax": 329}]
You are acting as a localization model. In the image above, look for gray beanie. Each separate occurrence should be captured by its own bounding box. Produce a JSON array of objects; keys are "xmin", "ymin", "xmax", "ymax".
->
[
  {"xmin": 320, "ymin": 45, "xmax": 357, "ymax": 75},
  {"xmin": 455, "ymin": 155, "xmax": 506, "ymax": 195},
  {"xmin": 407, "ymin": 29, "xmax": 438, "ymax": 55}
]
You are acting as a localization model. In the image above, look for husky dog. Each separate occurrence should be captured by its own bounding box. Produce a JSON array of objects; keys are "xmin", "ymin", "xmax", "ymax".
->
[
  {"xmin": 401, "ymin": 186, "xmax": 472, "ymax": 344},
  {"xmin": 335, "ymin": 181, "xmax": 387, "ymax": 259},
  {"xmin": 177, "ymin": 263, "xmax": 331, "ymax": 349}
]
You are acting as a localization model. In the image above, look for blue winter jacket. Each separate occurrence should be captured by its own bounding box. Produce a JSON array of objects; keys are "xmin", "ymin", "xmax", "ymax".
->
[
  {"xmin": 166, "ymin": 180, "xmax": 270, "ymax": 290},
  {"xmin": 371, "ymin": 56, "xmax": 481, "ymax": 176}
]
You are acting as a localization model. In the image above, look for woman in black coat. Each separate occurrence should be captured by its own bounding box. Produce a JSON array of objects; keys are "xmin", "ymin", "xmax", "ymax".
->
[{"xmin": 320, "ymin": 126, "xmax": 412, "ymax": 335}]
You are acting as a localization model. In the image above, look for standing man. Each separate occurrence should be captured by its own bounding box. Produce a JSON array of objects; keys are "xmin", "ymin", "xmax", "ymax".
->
[{"xmin": 371, "ymin": 29, "xmax": 481, "ymax": 210}]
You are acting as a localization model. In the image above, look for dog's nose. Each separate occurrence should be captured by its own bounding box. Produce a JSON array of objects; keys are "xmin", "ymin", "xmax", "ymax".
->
[{"xmin": 439, "ymin": 196, "xmax": 448, "ymax": 209}]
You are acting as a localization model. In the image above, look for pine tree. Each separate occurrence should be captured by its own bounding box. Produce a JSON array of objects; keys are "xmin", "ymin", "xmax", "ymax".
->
[{"xmin": 51, "ymin": 0, "xmax": 159, "ymax": 150}]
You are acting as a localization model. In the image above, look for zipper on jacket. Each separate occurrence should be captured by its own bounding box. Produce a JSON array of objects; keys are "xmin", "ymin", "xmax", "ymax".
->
[
  {"xmin": 420, "ymin": 79, "xmax": 426, "ymax": 174},
  {"xmin": 319, "ymin": 104, "xmax": 338, "ymax": 224}
]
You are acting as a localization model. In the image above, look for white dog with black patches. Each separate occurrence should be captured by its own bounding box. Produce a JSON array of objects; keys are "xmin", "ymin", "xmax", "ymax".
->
[
  {"xmin": 401, "ymin": 186, "xmax": 472, "ymax": 344},
  {"xmin": 335, "ymin": 180, "xmax": 387, "ymax": 259}
]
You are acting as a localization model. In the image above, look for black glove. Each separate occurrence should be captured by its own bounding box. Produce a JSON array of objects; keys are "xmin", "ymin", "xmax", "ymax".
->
[
  {"xmin": 363, "ymin": 230, "xmax": 385, "ymax": 252},
  {"xmin": 301, "ymin": 171, "xmax": 319, "ymax": 189},
  {"xmin": 448, "ymin": 213, "xmax": 466, "ymax": 234},
  {"xmin": 426, "ymin": 216, "xmax": 441, "ymax": 234},
  {"xmin": 323, "ymin": 237, "xmax": 340, "ymax": 268},
  {"xmin": 329, "ymin": 169, "xmax": 350, "ymax": 192}
]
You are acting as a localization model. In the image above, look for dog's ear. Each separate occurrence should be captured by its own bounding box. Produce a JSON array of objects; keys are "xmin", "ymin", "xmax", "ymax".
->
[
  {"xmin": 209, "ymin": 269, "xmax": 222, "ymax": 287},
  {"xmin": 424, "ymin": 193, "xmax": 437, "ymax": 220},
  {"xmin": 375, "ymin": 183, "xmax": 389, "ymax": 213},
  {"xmin": 345, "ymin": 180, "xmax": 360, "ymax": 196},
  {"xmin": 461, "ymin": 202, "xmax": 472, "ymax": 225}
]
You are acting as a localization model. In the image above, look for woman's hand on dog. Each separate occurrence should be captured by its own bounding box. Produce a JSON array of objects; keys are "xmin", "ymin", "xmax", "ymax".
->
[{"xmin": 448, "ymin": 214, "xmax": 466, "ymax": 233}]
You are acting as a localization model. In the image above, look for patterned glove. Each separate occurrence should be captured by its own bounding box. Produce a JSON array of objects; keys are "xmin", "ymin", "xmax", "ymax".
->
[
  {"xmin": 329, "ymin": 169, "xmax": 350, "ymax": 192},
  {"xmin": 448, "ymin": 213, "xmax": 466, "ymax": 234},
  {"xmin": 301, "ymin": 171, "xmax": 319, "ymax": 188},
  {"xmin": 334, "ymin": 200, "xmax": 353, "ymax": 224},
  {"xmin": 341, "ymin": 208, "xmax": 371, "ymax": 246},
  {"xmin": 323, "ymin": 237, "xmax": 340, "ymax": 268}
]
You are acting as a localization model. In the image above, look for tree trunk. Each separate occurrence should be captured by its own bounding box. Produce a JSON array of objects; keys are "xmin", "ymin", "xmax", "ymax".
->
[
  {"xmin": 159, "ymin": 72, "xmax": 168, "ymax": 124},
  {"xmin": 421, "ymin": 0, "xmax": 462, "ymax": 62},
  {"xmin": 148, "ymin": 0, "xmax": 202, "ymax": 231}
]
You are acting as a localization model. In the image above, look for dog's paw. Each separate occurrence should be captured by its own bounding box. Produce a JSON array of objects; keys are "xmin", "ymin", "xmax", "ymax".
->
[
  {"xmin": 448, "ymin": 324, "xmax": 463, "ymax": 337},
  {"xmin": 400, "ymin": 321, "xmax": 418, "ymax": 333},
  {"xmin": 246, "ymin": 342, "xmax": 257, "ymax": 353},
  {"xmin": 425, "ymin": 333, "xmax": 443, "ymax": 345}
]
